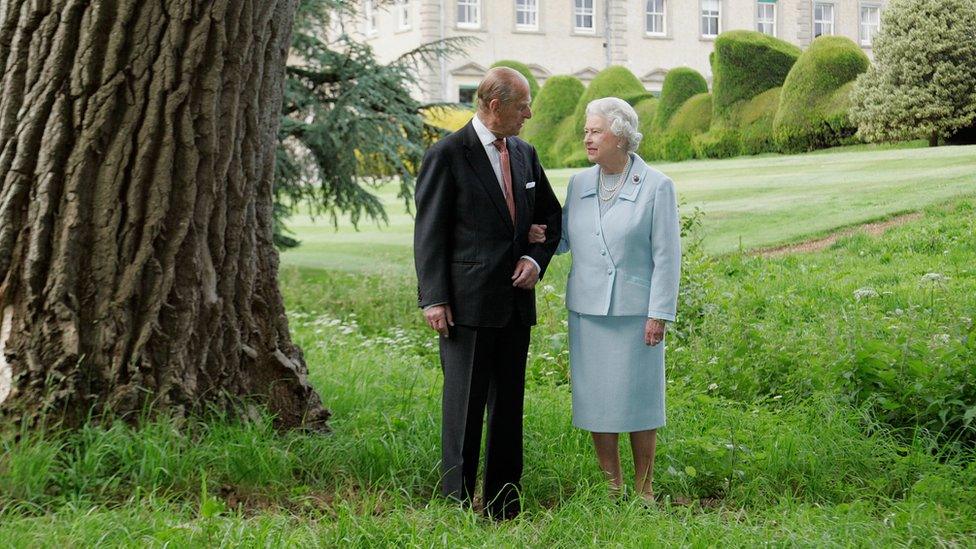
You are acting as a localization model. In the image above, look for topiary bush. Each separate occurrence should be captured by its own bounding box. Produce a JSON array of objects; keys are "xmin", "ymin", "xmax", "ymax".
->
[
  {"xmin": 667, "ymin": 93, "xmax": 712, "ymax": 135},
  {"xmin": 634, "ymin": 96, "xmax": 658, "ymax": 151},
  {"xmin": 774, "ymin": 36, "xmax": 869, "ymax": 153},
  {"xmin": 711, "ymin": 30, "xmax": 801, "ymax": 122},
  {"xmin": 552, "ymin": 65, "xmax": 651, "ymax": 166},
  {"xmin": 692, "ymin": 129, "xmax": 741, "ymax": 159},
  {"xmin": 521, "ymin": 75, "xmax": 585, "ymax": 167},
  {"xmin": 653, "ymin": 131, "xmax": 695, "ymax": 162},
  {"xmin": 655, "ymin": 67, "xmax": 709, "ymax": 130},
  {"xmin": 490, "ymin": 59, "xmax": 540, "ymax": 100},
  {"xmin": 731, "ymin": 87, "xmax": 781, "ymax": 155},
  {"xmin": 552, "ymin": 116, "xmax": 589, "ymax": 167},
  {"xmin": 635, "ymin": 97, "xmax": 661, "ymax": 160}
]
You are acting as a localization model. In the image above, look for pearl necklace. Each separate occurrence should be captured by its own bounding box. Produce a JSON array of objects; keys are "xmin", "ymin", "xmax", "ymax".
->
[{"xmin": 598, "ymin": 155, "xmax": 632, "ymax": 202}]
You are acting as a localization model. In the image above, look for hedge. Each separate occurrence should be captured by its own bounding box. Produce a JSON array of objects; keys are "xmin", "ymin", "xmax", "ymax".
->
[
  {"xmin": 521, "ymin": 75, "xmax": 585, "ymax": 167},
  {"xmin": 774, "ymin": 36, "xmax": 869, "ymax": 152},
  {"xmin": 490, "ymin": 60, "xmax": 540, "ymax": 100},
  {"xmin": 711, "ymin": 30, "xmax": 801, "ymax": 121},
  {"xmin": 553, "ymin": 65, "xmax": 650, "ymax": 166},
  {"xmin": 655, "ymin": 67, "xmax": 709, "ymax": 130}
]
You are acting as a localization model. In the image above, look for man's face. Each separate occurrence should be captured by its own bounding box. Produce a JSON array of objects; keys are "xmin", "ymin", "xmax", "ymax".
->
[{"xmin": 491, "ymin": 83, "xmax": 532, "ymax": 137}]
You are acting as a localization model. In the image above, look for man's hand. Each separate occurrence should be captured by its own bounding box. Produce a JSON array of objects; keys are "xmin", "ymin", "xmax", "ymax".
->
[
  {"xmin": 528, "ymin": 224, "xmax": 546, "ymax": 244},
  {"xmin": 424, "ymin": 304, "xmax": 454, "ymax": 337},
  {"xmin": 511, "ymin": 258, "xmax": 540, "ymax": 289},
  {"xmin": 644, "ymin": 318, "xmax": 666, "ymax": 346}
]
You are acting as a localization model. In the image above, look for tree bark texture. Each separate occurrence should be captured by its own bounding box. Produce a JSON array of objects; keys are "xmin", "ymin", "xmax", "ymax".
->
[{"xmin": 0, "ymin": 0, "xmax": 329, "ymax": 429}]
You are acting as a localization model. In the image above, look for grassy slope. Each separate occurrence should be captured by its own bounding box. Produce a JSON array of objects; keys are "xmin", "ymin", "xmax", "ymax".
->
[{"xmin": 281, "ymin": 144, "xmax": 976, "ymax": 274}]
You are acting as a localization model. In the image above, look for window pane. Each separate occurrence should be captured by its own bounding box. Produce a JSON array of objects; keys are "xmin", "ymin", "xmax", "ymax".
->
[
  {"xmin": 575, "ymin": 0, "xmax": 594, "ymax": 30},
  {"xmin": 646, "ymin": 0, "xmax": 665, "ymax": 33},
  {"xmin": 701, "ymin": 0, "xmax": 719, "ymax": 36}
]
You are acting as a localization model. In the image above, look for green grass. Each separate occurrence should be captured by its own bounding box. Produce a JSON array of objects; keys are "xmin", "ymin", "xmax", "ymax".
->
[
  {"xmin": 281, "ymin": 144, "xmax": 976, "ymax": 274},
  {"xmin": 3, "ymin": 148, "xmax": 975, "ymax": 546}
]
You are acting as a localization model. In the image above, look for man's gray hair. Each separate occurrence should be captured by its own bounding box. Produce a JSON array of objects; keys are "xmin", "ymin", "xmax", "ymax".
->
[{"xmin": 585, "ymin": 97, "xmax": 643, "ymax": 153}]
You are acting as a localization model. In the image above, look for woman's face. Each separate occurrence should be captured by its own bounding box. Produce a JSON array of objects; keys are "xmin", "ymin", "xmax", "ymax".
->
[{"xmin": 583, "ymin": 115, "xmax": 625, "ymax": 166}]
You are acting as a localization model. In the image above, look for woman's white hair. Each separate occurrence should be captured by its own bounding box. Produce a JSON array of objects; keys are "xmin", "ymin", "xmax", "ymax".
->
[{"xmin": 585, "ymin": 97, "xmax": 643, "ymax": 153}]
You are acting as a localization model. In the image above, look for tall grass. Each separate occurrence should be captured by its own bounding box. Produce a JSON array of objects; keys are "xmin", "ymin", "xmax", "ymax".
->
[{"xmin": 2, "ymin": 200, "xmax": 975, "ymax": 546}]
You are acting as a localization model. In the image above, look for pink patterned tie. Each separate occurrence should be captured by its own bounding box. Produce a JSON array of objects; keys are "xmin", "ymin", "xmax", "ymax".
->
[{"xmin": 492, "ymin": 138, "xmax": 516, "ymax": 223}]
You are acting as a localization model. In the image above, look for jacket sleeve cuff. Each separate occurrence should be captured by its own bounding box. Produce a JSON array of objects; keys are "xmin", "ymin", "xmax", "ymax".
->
[{"xmin": 647, "ymin": 310, "xmax": 676, "ymax": 322}]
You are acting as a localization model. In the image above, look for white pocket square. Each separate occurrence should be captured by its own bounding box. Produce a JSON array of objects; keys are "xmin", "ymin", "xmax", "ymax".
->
[{"xmin": 525, "ymin": 181, "xmax": 536, "ymax": 189}]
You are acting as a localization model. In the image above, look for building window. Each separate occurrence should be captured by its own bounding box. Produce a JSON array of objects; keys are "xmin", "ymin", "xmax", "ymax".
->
[
  {"xmin": 645, "ymin": 0, "xmax": 666, "ymax": 36},
  {"xmin": 457, "ymin": 0, "xmax": 480, "ymax": 28},
  {"xmin": 701, "ymin": 0, "xmax": 720, "ymax": 38},
  {"xmin": 396, "ymin": 0, "xmax": 411, "ymax": 30},
  {"xmin": 860, "ymin": 4, "xmax": 880, "ymax": 46},
  {"xmin": 813, "ymin": 2, "xmax": 834, "ymax": 37},
  {"xmin": 364, "ymin": 0, "xmax": 378, "ymax": 35},
  {"xmin": 459, "ymin": 86, "xmax": 477, "ymax": 105},
  {"xmin": 757, "ymin": 1, "xmax": 776, "ymax": 36},
  {"xmin": 574, "ymin": 0, "xmax": 595, "ymax": 33},
  {"xmin": 516, "ymin": 0, "xmax": 538, "ymax": 30}
]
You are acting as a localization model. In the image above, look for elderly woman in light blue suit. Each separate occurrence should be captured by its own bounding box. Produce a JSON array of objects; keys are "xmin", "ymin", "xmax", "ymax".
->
[{"xmin": 530, "ymin": 97, "xmax": 680, "ymax": 502}]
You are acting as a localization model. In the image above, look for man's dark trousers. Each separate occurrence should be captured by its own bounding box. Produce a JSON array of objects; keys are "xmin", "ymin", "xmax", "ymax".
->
[{"xmin": 439, "ymin": 311, "xmax": 530, "ymax": 520}]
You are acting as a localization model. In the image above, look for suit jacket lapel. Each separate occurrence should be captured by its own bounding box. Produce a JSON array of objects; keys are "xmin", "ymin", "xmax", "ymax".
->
[{"xmin": 461, "ymin": 123, "xmax": 515, "ymax": 232}]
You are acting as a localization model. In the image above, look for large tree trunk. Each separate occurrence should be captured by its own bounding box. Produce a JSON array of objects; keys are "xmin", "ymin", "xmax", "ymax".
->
[{"xmin": 0, "ymin": 0, "xmax": 328, "ymax": 429}]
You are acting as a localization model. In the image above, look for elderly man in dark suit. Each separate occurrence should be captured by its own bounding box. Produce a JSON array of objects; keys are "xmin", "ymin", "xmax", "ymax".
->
[{"xmin": 413, "ymin": 67, "xmax": 562, "ymax": 519}]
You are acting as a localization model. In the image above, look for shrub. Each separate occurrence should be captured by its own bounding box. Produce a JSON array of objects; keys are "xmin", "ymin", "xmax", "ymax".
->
[
  {"xmin": 732, "ymin": 87, "xmax": 781, "ymax": 155},
  {"xmin": 849, "ymin": 0, "xmax": 976, "ymax": 146},
  {"xmin": 774, "ymin": 36, "xmax": 869, "ymax": 152},
  {"xmin": 422, "ymin": 105, "xmax": 473, "ymax": 132},
  {"xmin": 552, "ymin": 66, "xmax": 650, "ymax": 166},
  {"xmin": 655, "ymin": 68, "xmax": 709, "ymax": 130},
  {"xmin": 521, "ymin": 75, "xmax": 585, "ymax": 167},
  {"xmin": 692, "ymin": 129, "xmax": 741, "ymax": 159},
  {"xmin": 711, "ymin": 30, "xmax": 801, "ymax": 121},
  {"xmin": 490, "ymin": 59, "xmax": 540, "ymax": 100}
]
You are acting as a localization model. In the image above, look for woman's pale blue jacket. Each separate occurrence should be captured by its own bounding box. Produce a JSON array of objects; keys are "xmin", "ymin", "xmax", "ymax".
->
[{"xmin": 558, "ymin": 154, "xmax": 681, "ymax": 321}]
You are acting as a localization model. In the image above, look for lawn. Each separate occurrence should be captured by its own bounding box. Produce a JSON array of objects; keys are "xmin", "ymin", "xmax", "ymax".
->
[
  {"xmin": 280, "ymin": 143, "xmax": 976, "ymax": 274},
  {"xmin": 2, "ymin": 146, "xmax": 975, "ymax": 546}
]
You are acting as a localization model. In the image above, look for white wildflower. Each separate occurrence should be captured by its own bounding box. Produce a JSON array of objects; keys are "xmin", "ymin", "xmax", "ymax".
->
[
  {"xmin": 707, "ymin": 382, "xmax": 719, "ymax": 391},
  {"xmin": 920, "ymin": 272, "xmax": 948, "ymax": 284},
  {"xmin": 853, "ymin": 287, "xmax": 879, "ymax": 301}
]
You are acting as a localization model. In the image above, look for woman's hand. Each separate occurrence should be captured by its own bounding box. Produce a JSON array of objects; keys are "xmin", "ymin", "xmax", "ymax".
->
[
  {"xmin": 644, "ymin": 318, "xmax": 666, "ymax": 346},
  {"xmin": 528, "ymin": 224, "xmax": 547, "ymax": 244}
]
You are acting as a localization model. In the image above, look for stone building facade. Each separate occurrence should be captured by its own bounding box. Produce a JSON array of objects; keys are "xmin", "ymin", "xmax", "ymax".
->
[{"xmin": 347, "ymin": 0, "xmax": 887, "ymax": 102}]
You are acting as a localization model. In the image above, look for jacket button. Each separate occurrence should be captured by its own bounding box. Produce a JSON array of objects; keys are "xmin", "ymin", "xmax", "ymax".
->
[
  {"xmin": 600, "ymin": 249, "xmax": 607, "ymax": 255},
  {"xmin": 607, "ymin": 268, "xmax": 613, "ymax": 275}
]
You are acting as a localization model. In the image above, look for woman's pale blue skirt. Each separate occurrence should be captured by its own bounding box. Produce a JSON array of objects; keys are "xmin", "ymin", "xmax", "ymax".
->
[{"xmin": 568, "ymin": 312, "xmax": 666, "ymax": 433}]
